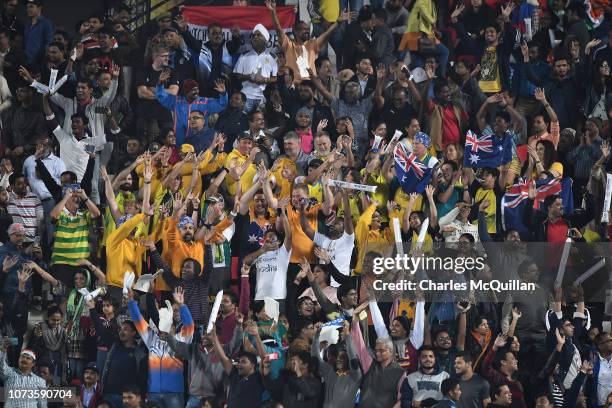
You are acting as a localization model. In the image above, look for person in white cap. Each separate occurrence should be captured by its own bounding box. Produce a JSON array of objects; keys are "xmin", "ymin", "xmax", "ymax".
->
[
  {"xmin": 233, "ymin": 23, "xmax": 278, "ymax": 112},
  {"xmin": 0, "ymin": 342, "xmax": 47, "ymax": 408}
]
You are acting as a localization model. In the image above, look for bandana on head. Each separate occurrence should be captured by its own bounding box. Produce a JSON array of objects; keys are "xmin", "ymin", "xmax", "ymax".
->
[
  {"xmin": 21, "ymin": 349, "xmax": 36, "ymax": 360},
  {"xmin": 414, "ymin": 132, "xmax": 431, "ymax": 148},
  {"xmin": 179, "ymin": 215, "xmax": 195, "ymax": 229}
]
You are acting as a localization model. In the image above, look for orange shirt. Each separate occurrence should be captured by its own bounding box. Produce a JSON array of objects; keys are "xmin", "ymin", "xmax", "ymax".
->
[
  {"xmin": 528, "ymin": 120, "xmax": 560, "ymax": 149},
  {"xmin": 286, "ymin": 203, "xmax": 321, "ymax": 263},
  {"xmin": 281, "ymin": 36, "xmax": 319, "ymax": 83}
]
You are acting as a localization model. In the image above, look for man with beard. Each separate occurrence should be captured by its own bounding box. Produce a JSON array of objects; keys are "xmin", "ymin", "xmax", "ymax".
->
[
  {"xmin": 280, "ymin": 78, "xmax": 334, "ymax": 136},
  {"xmin": 1, "ymin": 82, "xmax": 45, "ymax": 162},
  {"xmin": 374, "ymin": 66, "xmax": 418, "ymax": 137},
  {"xmin": 23, "ymin": 135, "xmax": 65, "ymax": 249},
  {"xmin": 188, "ymin": 22, "xmax": 241, "ymax": 97},
  {"xmin": 101, "ymin": 321, "xmax": 147, "ymax": 408},
  {"xmin": 157, "ymin": 74, "xmax": 227, "ymax": 148},
  {"xmin": 236, "ymin": 178, "xmax": 276, "ymax": 258},
  {"xmin": 319, "ymin": 78, "xmax": 377, "ymax": 160},
  {"xmin": 482, "ymin": 336, "xmax": 525, "ymax": 407},
  {"xmin": 451, "ymin": 4, "xmax": 519, "ymax": 95},
  {"xmin": 454, "ymin": 352, "xmax": 491, "ymax": 408},
  {"xmin": 300, "ymin": 187, "xmax": 354, "ymax": 277},
  {"xmin": 312, "ymin": 321, "xmax": 362, "ymax": 408},
  {"xmin": 402, "ymin": 346, "xmax": 450, "ymax": 404},
  {"xmin": 267, "ymin": 0, "xmax": 348, "ymax": 83},
  {"xmin": 0, "ymin": 345, "xmax": 46, "ymax": 408},
  {"xmin": 369, "ymin": 299, "xmax": 425, "ymax": 374},
  {"xmin": 42, "ymin": 93, "xmax": 94, "ymax": 183},
  {"xmin": 165, "ymin": 316, "xmax": 244, "ymax": 407},
  {"xmin": 233, "ymin": 23, "xmax": 278, "ymax": 112},
  {"xmin": 425, "ymin": 80, "xmax": 469, "ymax": 152},
  {"xmin": 215, "ymin": 91, "xmax": 249, "ymax": 149},
  {"xmin": 104, "ymin": 169, "xmax": 154, "ymax": 300}
]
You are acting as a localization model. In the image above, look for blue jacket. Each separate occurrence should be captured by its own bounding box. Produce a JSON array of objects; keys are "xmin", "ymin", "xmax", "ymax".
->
[
  {"xmin": 0, "ymin": 242, "xmax": 32, "ymax": 298},
  {"xmin": 24, "ymin": 15, "xmax": 53, "ymax": 65},
  {"xmin": 156, "ymin": 84, "xmax": 227, "ymax": 146}
]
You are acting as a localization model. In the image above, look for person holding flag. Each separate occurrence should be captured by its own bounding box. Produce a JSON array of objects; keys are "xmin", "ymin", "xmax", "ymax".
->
[
  {"xmin": 475, "ymin": 93, "xmax": 524, "ymax": 185},
  {"xmin": 386, "ymin": 132, "xmax": 438, "ymax": 215}
]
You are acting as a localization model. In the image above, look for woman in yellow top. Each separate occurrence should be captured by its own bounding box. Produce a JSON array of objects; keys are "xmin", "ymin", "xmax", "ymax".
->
[
  {"xmin": 354, "ymin": 199, "xmax": 400, "ymax": 274},
  {"xmin": 523, "ymin": 140, "xmax": 563, "ymax": 179},
  {"xmin": 400, "ymin": 0, "xmax": 449, "ymax": 77}
]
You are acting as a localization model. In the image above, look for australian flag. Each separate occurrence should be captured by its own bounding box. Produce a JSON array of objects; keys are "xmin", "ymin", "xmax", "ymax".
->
[
  {"xmin": 502, "ymin": 177, "xmax": 574, "ymax": 237},
  {"xmin": 463, "ymin": 130, "xmax": 513, "ymax": 168},
  {"xmin": 394, "ymin": 143, "xmax": 432, "ymax": 194}
]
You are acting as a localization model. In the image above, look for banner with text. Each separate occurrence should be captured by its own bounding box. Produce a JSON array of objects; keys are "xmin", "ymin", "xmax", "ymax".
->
[{"xmin": 181, "ymin": 6, "xmax": 296, "ymax": 48}]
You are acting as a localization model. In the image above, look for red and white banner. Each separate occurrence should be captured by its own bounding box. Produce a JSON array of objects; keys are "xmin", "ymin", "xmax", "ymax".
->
[{"xmin": 181, "ymin": 6, "xmax": 296, "ymax": 48}]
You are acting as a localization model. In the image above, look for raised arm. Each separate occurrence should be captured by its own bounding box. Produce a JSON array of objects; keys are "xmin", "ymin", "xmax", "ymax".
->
[
  {"xmin": 477, "ymin": 94, "xmax": 502, "ymax": 133},
  {"xmin": 266, "ymin": 0, "xmax": 287, "ymax": 49},
  {"xmin": 211, "ymin": 328, "xmax": 233, "ymax": 374},
  {"xmin": 341, "ymin": 189, "xmax": 354, "ymax": 235},
  {"xmin": 101, "ymin": 166, "xmax": 121, "ymax": 223}
]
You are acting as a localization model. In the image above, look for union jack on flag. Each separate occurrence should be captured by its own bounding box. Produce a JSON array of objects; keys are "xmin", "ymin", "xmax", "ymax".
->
[
  {"xmin": 394, "ymin": 143, "xmax": 432, "ymax": 194},
  {"xmin": 503, "ymin": 178, "xmax": 563, "ymax": 209},
  {"xmin": 465, "ymin": 130, "xmax": 494, "ymax": 153}
]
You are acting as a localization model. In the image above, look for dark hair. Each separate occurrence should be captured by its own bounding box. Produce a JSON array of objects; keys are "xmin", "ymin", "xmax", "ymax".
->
[
  {"xmin": 566, "ymin": 2, "xmax": 585, "ymax": 18},
  {"xmin": 238, "ymin": 351, "xmax": 258, "ymax": 366},
  {"xmin": 8, "ymin": 172, "xmax": 25, "ymax": 186},
  {"xmin": 482, "ymin": 167, "xmax": 500, "ymax": 179},
  {"xmin": 294, "ymin": 317, "xmax": 314, "ymax": 334},
  {"xmin": 441, "ymin": 377, "xmax": 460, "ymax": 396},
  {"xmin": 181, "ymin": 258, "xmax": 202, "ymax": 277},
  {"xmin": 543, "ymin": 194, "xmax": 561, "ymax": 210},
  {"xmin": 122, "ymin": 384, "xmax": 141, "ymax": 396},
  {"xmin": 61, "ymin": 171, "xmax": 78, "ymax": 183},
  {"xmin": 292, "ymin": 350, "xmax": 315, "ymax": 372},
  {"xmin": 494, "ymin": 110, "xmax": 511, "ymax": 124},
  {"xmin": 208, "ymin": 22, "xmax": 222, "ymax": 31},
  {"xmin": 374, "ymin": 8, "xmax": 387, "ymax": 20},
  {"xmin": 100, "ymin": 294, "xmax": 118, "ymax": 310},
  {"xmin": 232, "ymin": 90, "xmax": 247, "ymax": 103},
  {"xmin": 517, "ymin": 259, "xmax": 537, "ymax": 278},
  {"xmin": 71, "ymin": 113, "xmax": 89, "ymax": 126},
  {"xmin": 224, "ymin": 291, "xmax": 239, "ymax": 306},
  {"xmin": 491, "ymin": 383, "xmax": 509, "ymax": 399},
  {"xmin": 553, "ymin": 51, "xmax": 569, "ymax": 64},
  {"xmin": 337, "ymin": 283, "xmax": 354, "ymax": 301},
  {"xmin": 455, "ymin": 351, "xmax": 473, "ymax": 364},
  {"xmin": 472, "ymin": 315, "xmax": 488, "ymax": 330},
  {"xmin": 248, "ymin": 108, "xmax": 264, "ymax": 122},
  {"xmin": 418, "ymin": 345, "xmax": 436, "ymax": 356},
  {"xmin": 459, "ymin": 232, "xmax": 475, "ymax": 242},
  {"xmin": 47, "ymin": 305, "xmax": 64, "ymax": 317},
  {"xmin": 535, "ymin": 140, "xmax": 557, "ymax": 170},
  {"xmin": 47, "ymin": 41, "xmax": 65, "ymax": 53},
  {"xmin": 77, "ymin": 78, "xmax": 94, "ymax": 89},
  {"xmin": 534, "ymin": 392, "xmax": 553, "ymax": 404},
  {"xmin": 122, "ymin": 320, "xmax": 137, "ymax": 333},
  {"xmin": 315, "ymin": 56, "xmax": 330, "ymax": 69},
  {"xmin": 433, "ymin": 79, "xmax": 449, "ymax": 99},
  {"xmin": 442, "ymin": 160, "xmax": 459, "ymax": 172}
]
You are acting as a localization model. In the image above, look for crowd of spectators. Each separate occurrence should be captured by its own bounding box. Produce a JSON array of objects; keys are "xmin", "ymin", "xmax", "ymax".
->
[{"xmin": 0, "ymin": 0, "xmax": 610, "ymax": 407}]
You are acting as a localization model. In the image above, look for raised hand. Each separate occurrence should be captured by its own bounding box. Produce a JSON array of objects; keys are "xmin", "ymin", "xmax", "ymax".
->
[
  {"xmin": 555, "ymin": 327, "xmax": 565, "ymax": 345},
  {"xmin": 317, "ymin": 119, "xmax": 328, "ymax": 133},
  {"xmin": 511, "ymin": 307, "xmax": 522, "ymax": 320},
  {"xmin": 493, "ymin": 334, "xmax": 508, "ymax": 350},
  {"xmin": 111, "ymin": 63, "xmax": 121, "ymax": 78},
  {"xmin": 376, "ymin": 63, "xmax": 386, "ymax": 80},
  {"xmin": 313, "ymin": 246, "xmax": 331, "ymax": 263},
  {"xmin": 450, "ymin": 4, "xmax": 465, "ymax": 21},
  {"xmin": 213, "ymin": 79, "xmax": 226, "ymax": 94},
  {"xmin": 2, "ymin": 256, "xmax": 19, "ymax": 273},
  {"xmin": 534, "ymin": 87, "xmax": 546, "ymax": 102},
  {"xmin": 174, "ymin": 15, "xmax": 187, "ymax": 31},
  {"xmin": 265, "ymin": 0, "xmax": 276, "ymax": 11},
  {"xmin": 601, "ymin": 140, "xmax": 610, "ymax": 158},
  {"xmin": 173, "ymin": 286, "xmax": 185, "ymax": 305},
  {"xmin": 520, "ymin": 42, "xmax": 529, "ymax": 61}
]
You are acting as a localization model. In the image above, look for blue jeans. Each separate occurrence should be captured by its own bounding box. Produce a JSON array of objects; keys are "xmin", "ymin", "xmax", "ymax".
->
[
  {"xmin": 147, "ymin": 392, "xmax": 184, "ymax": 408},
  {"xmin": 243, "ymin": 98, "xmax": 262, "ymax": 113},
  {"xmin": 186, "ymin": 396, "xmax": 203, "ymax": 408},
  {"xmin": 340, "ymin": 0, "xmax": 363, "ymax": 11},
  {"xmin": 103, "ymin": 393, "xmax": 123, "ymax": 408},
  {"xmin": 410, "ymin": 43, "xmax": 450, "ymax": 77}
]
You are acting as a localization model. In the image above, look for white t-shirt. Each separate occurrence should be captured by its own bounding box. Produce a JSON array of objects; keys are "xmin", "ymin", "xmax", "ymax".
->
[
  {"xmin": 255, "ymin": 244, "xmax": 291, "ymax": 300},
  {"xmin": 313, "ymin": 231, "xmax": 355, "ymax": 287},
  {"xmin": 233, "ymin": 49, "xmax": 278, "ymax": 100},
  {"xmin": 53, "ymin": 125, "xmax": 92, "ymax": 182}
]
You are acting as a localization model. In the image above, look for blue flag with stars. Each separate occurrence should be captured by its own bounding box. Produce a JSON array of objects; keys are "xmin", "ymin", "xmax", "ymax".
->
[
  {"xmin": 394, "ymin": 143, "xmax": 433, "ymax": 194},
  {"xmin": 463, "ymin": 129, "xmax": 513, "ymax": 168}
]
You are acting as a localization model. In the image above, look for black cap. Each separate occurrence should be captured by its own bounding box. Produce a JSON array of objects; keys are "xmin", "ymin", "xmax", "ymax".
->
[
  {"xmin": 357, "ymin": 6, "xmax": 373, "ymax": 22},
  {"xmin": 238, "ymin": 131, "xmax": 254, "ymax": 141},
  {"xmin": 84, "ymin": 362, "xmax": 99, "ymax": 374},
  {"xmin": 26, "ymin": 0, "xmax": 43, "ymax": 6}
]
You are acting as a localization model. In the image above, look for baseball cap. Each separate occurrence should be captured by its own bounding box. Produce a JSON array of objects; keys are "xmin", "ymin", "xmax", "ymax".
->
[
  {"xmin": 84, "ymin": 362, "xmax": 99, "ymax": 374},
  {"xmin": 26, "ymin": 0, "xmax": 43, "ymax": 6},
  {"xmin": 181, "ymin": 144, "xmax": 195, "ymax": 154},
  {"xmin": 238, "ymin": 132, "xmax": 254, "ymax": 141}
]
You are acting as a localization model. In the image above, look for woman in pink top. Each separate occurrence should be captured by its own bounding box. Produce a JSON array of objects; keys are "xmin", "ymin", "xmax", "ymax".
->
[{"xmin": 295, "ymin": 107, "xmax": 314, "ymax": 154}]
